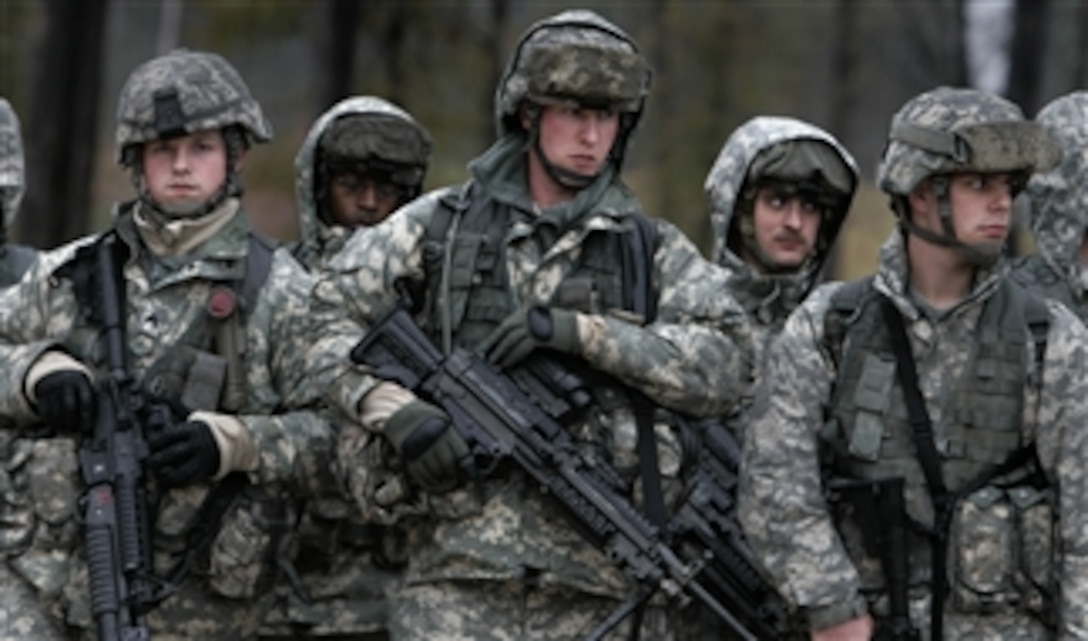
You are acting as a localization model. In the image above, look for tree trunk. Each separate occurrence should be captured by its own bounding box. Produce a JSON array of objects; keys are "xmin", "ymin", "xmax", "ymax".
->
[
  {"xmin": 315, "ymin": 0, "xmax": 360, "ymax": 113},
  {"xmin": 17, "ymin": 0, "xmax": 108, "ymax": 249},
  {"xmin": 1006, "ymin": 0, "xmax": 1049, "ymax": 115}
]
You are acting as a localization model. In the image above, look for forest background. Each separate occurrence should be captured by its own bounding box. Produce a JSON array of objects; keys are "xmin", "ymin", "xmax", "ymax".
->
[{"xmin": 0, "ymin": 0, "xmax": 1084, "ymax": 279}]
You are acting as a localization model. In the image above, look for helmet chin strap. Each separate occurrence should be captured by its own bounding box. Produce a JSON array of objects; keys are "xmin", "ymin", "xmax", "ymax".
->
[
  {"xmin": 527, "ymin": 110, "xmax": 599, "ymax": 191},
  {"xmin": 133, "ymin": 128, "xmax": 246, "ymax": 222},
  {"xmin": 897, "ymin": 178, "xmax": 1003, "ymax": 268}
]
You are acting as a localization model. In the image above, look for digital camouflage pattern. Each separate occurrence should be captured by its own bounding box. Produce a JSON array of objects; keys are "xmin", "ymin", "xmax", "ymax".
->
[
  {"xmin": 114, "ymin": 48, "xmax": 272, "ymax": 165},
  {"xmin": 315, "ymin": 140, "xmax": 748, "ymax": 637},
  {"xmin": 257, "ymin": 95, "xmax": 434, "ymax": 639},
  {"xmin": 0, "ymin": 97, "xmax": 25, "ymax": 229},
  {"xmin": 313, "ymin": 13, "xmax": 749, "ymax": 630},
  {"xmin": 0, "ymin": 97, "xmax": 38, "ymax": 287},
  {"xmin": 494, "ymin": 9, "xmax": 651, "ymax": 137},
  {"xmin": 739, "ymin": 221, "xmax": 1088, "ymax": 637},
  {"xmin": 1011, "ymin": 91, "xmax": 1088, "ymax": 322},
  {"xmin": 0, "ymin": 200, "xmax": 337, "ymax": 640},
  {"xmin": 293, "ymin": 95, "xmax": 430, "ymax": 268},
  {"xmin": 704, "ymin": 116, "xmax": 857, "ymax": 439},
  {"xmin": 878, "ymin": 87, "xmax": 1060, "ymax": 197},
  {"xmin": 389, "ymin": 580, "xmax": 671, "ymax": 641}
]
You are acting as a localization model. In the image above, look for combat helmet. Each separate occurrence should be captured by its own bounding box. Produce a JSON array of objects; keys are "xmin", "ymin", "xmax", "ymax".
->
[
  {"xmin": 495, "ymin": 9, "xmax": 652, "ymax": 187},
  {"xmin": 877, "ymin": 86, "xmax": 1060, "ymax": 261},
  {"xmin": 114, "ymin": 49, "xmax": 271, "ymax": 217},
  {"xmin": 0, "ymin": 98, "xmax": 24, "ymax": 230},
  {"xmin": 317, "ymin": 97, "xmax": 433, "ymax": 207}
]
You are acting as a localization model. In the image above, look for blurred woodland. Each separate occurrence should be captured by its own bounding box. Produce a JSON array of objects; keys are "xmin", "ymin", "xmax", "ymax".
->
[{"xmin": 0, "ymin": 0, "xmax": 1083, "ymax": 279}]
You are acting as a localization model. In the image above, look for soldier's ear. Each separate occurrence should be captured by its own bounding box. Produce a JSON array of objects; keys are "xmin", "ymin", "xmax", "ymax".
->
[{"xmin": 234, "ymin": 147, "xmax": 248, "ymax": 172}]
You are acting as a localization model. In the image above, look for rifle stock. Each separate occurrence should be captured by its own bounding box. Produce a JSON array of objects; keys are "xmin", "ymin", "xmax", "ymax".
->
[{"xmin": 351, "ymin": 304, "xmax": 789, "ymax": 640}]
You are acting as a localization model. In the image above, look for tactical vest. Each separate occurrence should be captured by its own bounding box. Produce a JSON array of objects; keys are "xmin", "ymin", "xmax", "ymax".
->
[
  {"xmin": 420, "ymin": 181, "xmax": 655, "ymax": 351},
  {"xmin": 823, "ymin": 277, "xmax": 1048, "ymax": 501},
  {"xmin": 62, "ymin": 231, "xmax": 276, "ymax": 414}
]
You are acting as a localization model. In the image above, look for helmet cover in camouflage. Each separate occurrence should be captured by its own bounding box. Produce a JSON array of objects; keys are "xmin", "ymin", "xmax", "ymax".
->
[
  {"xmin": 114, "ymin": 48, "xmax": 272, "ymax": 166},
  {"xmin": 878, "ymin": 86, "xmax": 1061, "ymax": 196},
  {"xmin": 495, "ymin": 9, "xmax": 652, "ymax": 136},
  {"xmin": 319, "ymin": 110, "xmax": 432, "ymax": 190},
  {"xmin": 0, "ymin": 97, "xmax": 24, "ymax": 227}
]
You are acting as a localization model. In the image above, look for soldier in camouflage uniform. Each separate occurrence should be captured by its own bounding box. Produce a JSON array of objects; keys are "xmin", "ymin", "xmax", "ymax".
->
[
  {"xmin": 0, "ymin": 98, "xmax": 38, "ymax": 285},
  {"xmin": 0, "ymin": 97, "xmax": 49, "ymax": 638},
  {"xmin": 1010, "ymin": 91, "xmax": 1088, "ymax": 322},
  {"xmin": 739, "ymin": 86, "xmax": 1088, "ymax": 640},
  {"xmin": 706, "ymin": 116, "xmax": 857, "ymax": 440},
  {"xmin": 256, "ymin": 97, "xmax": 433, "ymax": 639},
  {"xmin": 313, "ymin": 9, "xmax": 750, "ymax": 641},
  {"xmin": 0, "ymin": 49, "xmax": 336, "ymax": 640}
]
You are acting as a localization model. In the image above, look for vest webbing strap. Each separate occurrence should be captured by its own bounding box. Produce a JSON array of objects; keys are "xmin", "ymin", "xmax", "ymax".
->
[{"xmin": 880, "ymin": 295, "xmax": 1038, "ymax": 640}]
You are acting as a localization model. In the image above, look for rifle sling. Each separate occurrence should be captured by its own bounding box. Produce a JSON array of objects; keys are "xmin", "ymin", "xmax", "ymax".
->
[{"xmin": 880, "ymin": 296, "xmax": 1036, "ymax": 640}]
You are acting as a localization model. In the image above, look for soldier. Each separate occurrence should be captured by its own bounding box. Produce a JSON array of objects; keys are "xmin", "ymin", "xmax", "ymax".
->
[
  {"xmin": 313, "ymin": 9, "xmax": 749, "ymax": 640},
  {"xmin": 706, "ymin": 115, "xmax": 857, "ymax": 440},
  {"xmin": 0, "ymin": 49, "xmax": 335, "ymax": 639},
  {"xmin": 739, "ymin": 86, "xmax": 1088, "ymax": 640},
  {"xmin": 292, "ymin": 95, "xmax": 433, "ymax": 268},
  {"xmin": 0, "ymin": 97, "xmax": 49, "ymax": 638},
  {"xmin": 257, "ymin": 97, "xmax": 433, "ymax": 639},
  {"xmin": 0, "ymin": 97, "xmax": 38, "ymax": 285},
  {"xmin": 1011, "ymin": 91, "xmax": 1088, "ymax": 322}
]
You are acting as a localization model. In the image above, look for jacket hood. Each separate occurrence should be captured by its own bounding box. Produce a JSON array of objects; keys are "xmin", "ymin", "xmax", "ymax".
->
[
  {"xmin": 0, "ymin": 98, "xmax": 24, "ymax": 230},
  {"xmin": 293, "ymin": 95, "xmax": 425, "ymax": 268},
  {"xmin": 1027, "ymin": 91, "xmax": 1088, "ymax": 287},
  {"xmin": 704, "ymin": 116, "xmax": 857, "ymax": 321}
]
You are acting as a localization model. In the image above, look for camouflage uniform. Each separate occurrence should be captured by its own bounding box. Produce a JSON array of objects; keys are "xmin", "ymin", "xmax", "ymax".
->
[
  {"xmin": 0, "ymin": 97, "xmax": 39, "ymax": 285},
  {"xmin": 739, "ymin": 87, "xmax": 1088, "ymax": 640},
  {"xmin": 314, "ymin": 10, "xmax": 750, "ymax": 641},
  {"xmin": 256, "ymin": 96, "xmax": 432, "ymax": 640},
  {"xmin": 1011, "ymin": 91, "xmax": 1088, "ymax": 322},
  {"xmin": 0, "ymin": 50, "xmax": 335, "ymax": 640},
  {"xmin": 705, "ymin": 116, "xmax": 857, "ymax": 440},
  {"xmin": 0, "ymin": 96, "xmax": 50, "ymax": 640}
]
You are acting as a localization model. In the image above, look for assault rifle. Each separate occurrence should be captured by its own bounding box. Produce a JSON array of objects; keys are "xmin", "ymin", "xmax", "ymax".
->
[
  {"xmin": 827, "ymin": 476, "xmax": 920, "ymax": 641},
  {"xmin": 351, "ymin": 303, "xmax": 787, "ymax": 641},
  {"xmin": 69, "ymin": 233, "xmax": 156, "ymax": 641},
  {"xmin": 667, "ymin": 418, "xmax": 791, "ymax": 637}
]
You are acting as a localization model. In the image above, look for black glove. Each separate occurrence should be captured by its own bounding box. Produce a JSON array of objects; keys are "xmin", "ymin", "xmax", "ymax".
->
[
  {"xmin": 479, "ymin": 305, "xmax": 581, "ymax": 369},
  {"xmin": 33, "ymin": 370, "xmax": 96, "ymax": 435},
  {"xmin": 384, "ymin": 400, "xmax": 469, "ymax": 493},
  {"xmin": 147, "ymin": 419, "xmax": 221, "ymax": 488}
]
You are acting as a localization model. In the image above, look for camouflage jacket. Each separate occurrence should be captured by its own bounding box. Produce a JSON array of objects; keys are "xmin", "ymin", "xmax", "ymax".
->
[
  {"xmin": 1011, "ymin": 91, "xmax": 1088, "ymax": 322},
  {"xmin": 739, "ymin": 228, "xmax": 1088, "ymax": 638},
  {"xmin": 705, "ymin": 116, "xmax": 854, "ymax": 439},
  {"xmin": 0, "ymin": 200, "xmax": 336, "ymax": 631},
  {"xmin": 314, "ymin": 132, "xmax": 751, "ymax": 598}
]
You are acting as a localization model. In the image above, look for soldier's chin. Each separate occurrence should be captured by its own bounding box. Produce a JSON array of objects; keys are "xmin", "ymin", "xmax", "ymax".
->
[
  {"xmin": 964, "ymin": 240, "xmax": 1004, "ymax": 267},
  {"xmin": 159, "ymin": 197, "xmax": 207, "ymax": 218}
]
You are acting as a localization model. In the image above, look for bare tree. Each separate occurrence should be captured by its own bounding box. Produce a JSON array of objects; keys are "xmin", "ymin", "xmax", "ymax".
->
[
  {"xmin": 17, "ymin": 0, "xmax": 109, "ymax": 249},
  {"xmin": 1006, "ymin": 0, "xmax": 1050, "ymax": 115},
  {"xmin": 315, "ymin": 0, "xmax": 361, "ymax": 113}
]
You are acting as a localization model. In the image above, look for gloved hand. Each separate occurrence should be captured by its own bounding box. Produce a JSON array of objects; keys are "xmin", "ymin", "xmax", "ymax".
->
[
  {"xmin": 384, "ymin": 400, "xmax": 469, "ymax": 493},
  {"xmin": 147, "ymin": 418, "xmax": 221, "ymax": 488},
  {"xmin": 33, "ymin": 370, "xmax": 97, "ymax": 435},
  {"xmin": 479, "ymin": 305, "xmax": 581, "ymax": 369}
]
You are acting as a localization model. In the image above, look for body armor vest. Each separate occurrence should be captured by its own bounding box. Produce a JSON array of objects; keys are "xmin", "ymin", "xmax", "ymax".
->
[
  {"xmin": 824, "ymin": 277, "xmax": 1047, "ymax": 519},
  {"xmin": 421, "ymin": 183, "xmax": 643, "ymax": 350}
]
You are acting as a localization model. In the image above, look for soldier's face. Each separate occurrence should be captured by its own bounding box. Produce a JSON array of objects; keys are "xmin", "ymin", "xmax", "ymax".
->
[
  {"xmin": 534, "ymin": 104, "xmax": 619, "ymax": 178},
  {"xmin": 748, "ymin": 187, "xmax": 822, "ymax": 270},
  {"xmin": 913, "ymin": 172, "xmax": 1014, "ymax": 253},
  {"xmin": 142, "ymin": 130, "xmax": 232, "ymax": 215},
  {"xmin": 328, "ymin": 172, "xmax": 402, "ymax": 227}
]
